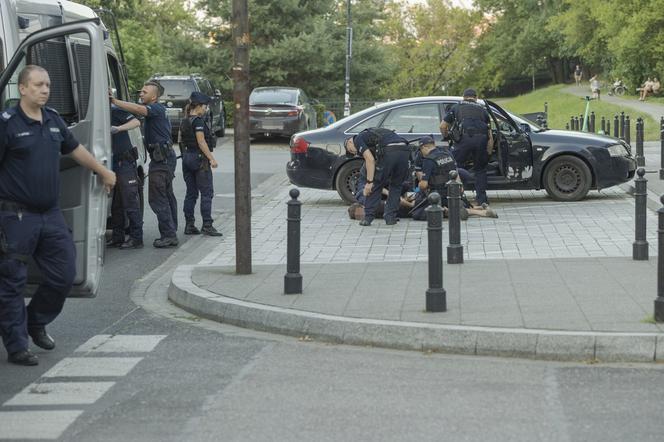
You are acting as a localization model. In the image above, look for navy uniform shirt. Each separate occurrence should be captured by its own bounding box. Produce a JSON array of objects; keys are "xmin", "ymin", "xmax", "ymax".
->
[
  {"xmin": 111, "ymin": 105, "xmax": 136, "ymax": 159},
  {"xmin": 420, "ymin": 147, "xmax": 455, "ymax": 183},
  {"xmin": 354, "ymin": 129, "xmax": 407, "ymax": 157},
  {"xmin": 0, "ymin": 105, "xmax": 79, "ymax": 211},
  {"xmin": 143, "ymin": 102, "xmax": 172, "ymax": 146}
]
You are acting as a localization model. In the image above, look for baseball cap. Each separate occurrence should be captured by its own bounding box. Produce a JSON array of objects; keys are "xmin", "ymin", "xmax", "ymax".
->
[
  {"xmin": 189, "ymin": 91, "xmax": 211, "ymax": 105},
  {"xmin": 418, "ymin": 136, "xmax": 435, "ymax": 147},
  {"xmin": 462, "ymin": 88, "xmax": 477, "ymax": 98}
]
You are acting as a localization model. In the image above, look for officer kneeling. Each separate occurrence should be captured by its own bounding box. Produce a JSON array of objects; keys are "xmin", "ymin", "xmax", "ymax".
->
[
  {"xmin": 344, "ymin": 128, "xmax": 410, "ymax": 226},
  {"xmin": 0, "ymin": 66, "xmax": 116, "ymax": 366}
]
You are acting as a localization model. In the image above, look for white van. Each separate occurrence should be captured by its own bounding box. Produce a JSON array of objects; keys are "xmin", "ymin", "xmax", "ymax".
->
[{"xmin": 0, "ymin": 0, "xmax": 142, "ymax": 296}]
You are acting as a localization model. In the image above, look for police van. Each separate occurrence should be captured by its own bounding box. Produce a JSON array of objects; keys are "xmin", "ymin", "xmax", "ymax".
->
[{"xmin": 0, "ymin": 0, "xmax": 142, "ymax": 297}]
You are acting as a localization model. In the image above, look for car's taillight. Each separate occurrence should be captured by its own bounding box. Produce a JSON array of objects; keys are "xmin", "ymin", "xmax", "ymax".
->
[
  {"xmin": 290, "ymin": 136, "xmax": 310, "ymax": 154},
  {"xmin": 287, "ymin": 106, "xmax": 303, "ymax": 117}
]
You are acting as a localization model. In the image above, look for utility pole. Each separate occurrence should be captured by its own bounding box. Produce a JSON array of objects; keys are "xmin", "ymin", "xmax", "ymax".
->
[
  {"xmin": 232, "ymin": 0, "xmax": 252, "ymax": 274},
  {"xmin": 343, "ymin": 0, "xmax": 352, "ymax": 117}
]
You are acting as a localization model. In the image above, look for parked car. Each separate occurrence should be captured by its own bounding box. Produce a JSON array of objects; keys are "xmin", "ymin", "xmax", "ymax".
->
[
  {"xmin": 250, "ymin": 86, "xmax": 318, "ymax": 138},
  {"xmin": 150, "ymin": 74, "xmax": 226, "ymax": 140},
  {"xmin": 287, "ymin": 96, "xmax": 636, "ymax": 203}
]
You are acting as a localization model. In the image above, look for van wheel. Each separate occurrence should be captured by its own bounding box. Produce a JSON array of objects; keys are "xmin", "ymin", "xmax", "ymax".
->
[
  {"xmin": 544, "ymin": 155, "xmax": 591, "ymax": 201},
  {"xmin": 335, "ymin": 161, "xmax": 361, "ymax": 204},
  {"xmin": 215, "ymin": 126, "xmax": 225, "ymax": 138}
]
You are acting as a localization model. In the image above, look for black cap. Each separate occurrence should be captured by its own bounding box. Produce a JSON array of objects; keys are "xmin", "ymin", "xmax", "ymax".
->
[
  {"xmin": 418, "ymin": 136, "xmax": 435, "ymax": 147},
  {"xmin": 189, "ymin": 91, "xmax": 211, "ymax": 105},
  {"xmin": 462, "ymin": 88, "xmax": 477, "ymax": 98}
]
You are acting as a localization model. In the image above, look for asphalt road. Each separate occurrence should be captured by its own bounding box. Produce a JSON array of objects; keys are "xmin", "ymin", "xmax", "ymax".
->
[{"xmin": 2, "ymin": 135, "xmax": 664, "ymax": 441}]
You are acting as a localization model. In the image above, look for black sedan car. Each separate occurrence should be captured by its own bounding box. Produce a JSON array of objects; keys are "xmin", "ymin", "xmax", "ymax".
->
[
  {"xmin": 287, "ymin": 96, "xmax": 636, "ymax": 203},
  {"xmin": 250, "ymin": 87, "xmax": 318, "ymax": 138}
]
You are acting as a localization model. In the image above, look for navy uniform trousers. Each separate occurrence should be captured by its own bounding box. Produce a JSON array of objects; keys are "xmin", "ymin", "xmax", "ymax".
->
[
  {"xmin": 363, "ymin": 149, "xmax": 410, "ymax": 222},
  {"xmin": 451, "ymin": 135, "xmax": 489, "ymax": 205},
  {"xmin": 148, "ymin": 150, "xmax": 178, "ymax": 239},
  {"xmin": 0, "ymin": 207, "xmax": 75, "ymax": 353},
  {"xmin": 110, "ymin": 159, "xmax": 143, "ymax": 242},
  {"xmin": 182, "ymin": 150, "xmax": 214, "ymax": 225}
]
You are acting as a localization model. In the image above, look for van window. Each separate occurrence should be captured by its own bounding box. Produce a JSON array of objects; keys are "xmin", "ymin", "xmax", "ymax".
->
[
  {"xmin": 107, "ymin": 53, "xmax": 128, "ymax": 100},
  {"xmin": 17, "ymin": 14, "xmax": 62, "ymax": 42}
]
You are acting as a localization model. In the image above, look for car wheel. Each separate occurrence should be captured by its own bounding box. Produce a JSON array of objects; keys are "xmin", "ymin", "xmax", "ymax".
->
[
  {"xmin": 335, "ymin": 160, "xmax": 362, "ymax": 204},
  {"xmin": 543, "ymin": 155, "xmax": 591, "ymax": 201}
]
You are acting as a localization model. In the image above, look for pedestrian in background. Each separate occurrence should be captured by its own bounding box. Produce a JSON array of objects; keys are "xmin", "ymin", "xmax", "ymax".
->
[
  {"xmin": 179, "ymin": 92, "xmax": 222, "ymax": 236},
  {"xmin": 107, "ymin": 99, "xmax": 143, "ymax": 249},
  {"xmin": 0, "ymin": 65, "xmax": 116, "ymax": 366},
  {"xmin": 111, "ymin": 81, "xmax": 179, "ymax": 248},
  {"xmin": 590, "ymin": 75, "xmax": 601, "ymax": 100},
  {"xmin": 574, "ymin": 65, "xmax": 583, "ymax": 86}
]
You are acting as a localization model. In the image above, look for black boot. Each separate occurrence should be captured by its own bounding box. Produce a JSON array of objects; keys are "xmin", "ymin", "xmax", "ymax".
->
[
  {"xmin": 201, "ymin": 224, "xmax": 223, "ymax": 237},
  {"xmin": 184, "ymin": 222, "xmax": 200, "ymax": 235}
]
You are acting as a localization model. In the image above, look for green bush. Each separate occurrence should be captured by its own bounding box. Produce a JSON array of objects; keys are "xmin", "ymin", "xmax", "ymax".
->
[{"xmin": 314, "ymin": 103, "xmax": 326, "ymax": 127}]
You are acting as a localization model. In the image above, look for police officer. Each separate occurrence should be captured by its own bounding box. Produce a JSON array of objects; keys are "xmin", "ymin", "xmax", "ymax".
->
[
  {"xmin": 344, "ymin": 128, "xmax": 410, "ymax": 226},
  {"xmin": 107, "ymin": 101, "xmax": 143, "ymax": 249},
  {"xmin": 411, "ymin": 136, "xmax": 458, "ymax": 220},
  {"xmin": 440, "ymin": 88, "xmax": 493, "ymax": 207},
  {"xmin": 110, "ymin": 81, "xmax": 178, "ymax": 248},
  {"xmin": 0, "ymin": 65, "xmax": 116, "ymax": 366},
  {"xmin": 180, "ymin": 92, "xmax": 222, "ymax": 236}
]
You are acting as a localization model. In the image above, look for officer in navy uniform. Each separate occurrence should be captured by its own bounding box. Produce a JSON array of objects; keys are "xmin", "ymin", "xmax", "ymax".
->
[
  {"xmin": 179, "ymin": 92, "xmax": 222, "ymax": 236},
  {"xmin": 411, "ymin": 136, "xmax": 459, "ymax": 220},
  {"xmin": 110, "ymin": 81, "xmax": 178, "ymax": 248},
  {"xmin": 344, "ymin": 128, "xmax": 410, "ymax": 226},
  {"xmin": 0, "ymin": 65, "xmax": 116, "ymax": 366},
  {"xmin": 107, "ymin": 102, "xmax": 143, "ymax": 249},
  {"xmin": 440, "ymin": 88, "xmax": 493, "ymax": 207}
]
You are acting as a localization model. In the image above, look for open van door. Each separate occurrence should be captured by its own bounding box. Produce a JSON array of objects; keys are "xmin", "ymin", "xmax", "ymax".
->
[{"xmin": 0, "ymin": 19, "xmax": 111, "ymax": 297}]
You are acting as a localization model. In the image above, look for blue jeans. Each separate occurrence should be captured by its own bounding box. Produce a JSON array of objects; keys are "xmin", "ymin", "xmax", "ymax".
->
[{"xmin": 0, "ymin": 207, "xmax": 76, "ymax": 353}]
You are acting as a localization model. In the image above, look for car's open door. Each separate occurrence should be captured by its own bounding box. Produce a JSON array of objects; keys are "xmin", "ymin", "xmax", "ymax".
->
[{"xmin": 0, "ymin": 19, "xmax": 111, "ymax": 297}]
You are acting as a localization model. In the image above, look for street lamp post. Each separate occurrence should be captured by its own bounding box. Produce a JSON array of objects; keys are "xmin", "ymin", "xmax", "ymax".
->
[{"xmin": 343, "ymin": 0, "xmax": 352, "ymax": 117}]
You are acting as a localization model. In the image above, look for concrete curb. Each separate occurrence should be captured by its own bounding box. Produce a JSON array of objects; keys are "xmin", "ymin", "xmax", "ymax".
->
[{"xmin": 168, "ymin": 265, "xmax": 664, "ymax": 363}]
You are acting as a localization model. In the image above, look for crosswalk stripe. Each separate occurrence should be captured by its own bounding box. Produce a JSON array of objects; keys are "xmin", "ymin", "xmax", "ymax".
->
[
  {"xmin": 42, "ymin": 357, "xmax": 143, "ymax": 378},
  {"xmin": 74, "ymin": 334, "xmax": 167, "ymax": 353},
  {"xmin": 4, "ymin": 382, "xmax": 116, "ymax": 406},
  {"xmin": 0, "ymin": 410, "xmax": 83, "ymax": 440}
]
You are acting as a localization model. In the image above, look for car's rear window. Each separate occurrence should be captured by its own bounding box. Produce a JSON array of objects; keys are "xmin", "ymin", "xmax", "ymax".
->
[
  {"xmin": 250, "ymin": 89, "xmax": 297, "ymax": 105},
  {"xmin": 158, "ymin": 80, "xmax": 196, "ymax": 98}
]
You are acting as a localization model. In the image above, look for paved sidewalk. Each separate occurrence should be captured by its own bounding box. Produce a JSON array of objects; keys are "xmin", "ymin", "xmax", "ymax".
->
[{"xmin": 164, "ymin": 169, "xmax": 664, "ymax": 362}]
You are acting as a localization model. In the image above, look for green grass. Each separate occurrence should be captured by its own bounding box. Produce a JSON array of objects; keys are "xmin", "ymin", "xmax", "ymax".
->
[{"xmin": 499, "ymin": 84, "xmax": 661, "ymax": 141}]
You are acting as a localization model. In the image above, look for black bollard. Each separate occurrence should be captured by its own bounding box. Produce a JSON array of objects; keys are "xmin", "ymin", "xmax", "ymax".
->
[
  {"xmin": 590, "ymin": 111, "xmax": 596, "ymax": 133},
  {"xmin": 601, "ymin": 116, "xmax": 606, "ymax": 134},
  {"xmin": 625, "ymin": 115, "xmax": 631, "ymax": 145},
  {"xmin": 614, "ymin": 114, "xmax": 619, "ymax": 138},
  {"xmin": 565, "ymin": 123, "xmax": 570, "ymax": 131},
  {"xmin": 633, "ymin": 168, "xmax": 649, "ymax": 261},
  {"xmin": 447, "ymin": 171, "xmax": 463, "ymax": 264},
  {"xmin": 620, "ymin": 112, "xmax": 625, "ymax": 138},
  {"xmin": 575, "ymin": 116, "xmax": 580, "ymax": 131},
  {"xmin": 607, "ymin": 121, "xmax": 611, "ymax": 136},
  {"xmin": 654, "ymin": 195, "xmax": 664, "ymax": 321},
  {"xmin": 284, "ymin": 188, "xmax": 303, "ymax": 294},
  {"xmin": 580, "ymin": 114, "xmax": 584, "ymax": 131},
  {"xmin": 425, "ymin": 192, "xmax": 446, "ymax": 312},
  {"xmin": 660, "ymin": 117, "xmax": 664, "ymax": 180},
  {"xmin": 635, "ymin": 118, "xmax": 645, "ymax": 167},
  {"xmin": 570, "ymin": 116, "xmax": 575, "ymax": 131}
]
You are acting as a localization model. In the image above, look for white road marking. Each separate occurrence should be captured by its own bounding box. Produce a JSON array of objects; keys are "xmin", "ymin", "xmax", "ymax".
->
[
  {"xmin": 75, "ymin": 334, "xmax": 167, "ymax": 353},
  {"xmin": 0, "ymin": 410, "xmax": 83, "ymax": 440},
  {"xmin": 4, "ymin": 382, "xmax": 116, "ymax": 406},
  {"xmin": 42, "ymin": 357, "xmax": 143, "ymax": 378}
]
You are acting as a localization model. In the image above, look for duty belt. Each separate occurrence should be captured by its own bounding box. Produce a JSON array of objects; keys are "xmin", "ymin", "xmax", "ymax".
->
[
  {"xmin": 0, "ymin": 198, "xmax": 29, "ymax": 213},
  {"xmin": 382, "ymin": 142, "xmax": 410, "ymax": 152}
]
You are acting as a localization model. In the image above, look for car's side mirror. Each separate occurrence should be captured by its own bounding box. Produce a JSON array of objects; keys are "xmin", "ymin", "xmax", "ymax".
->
[{"xmin": 519, "ymin": 123, "xmax": 531, "ymax": 133}]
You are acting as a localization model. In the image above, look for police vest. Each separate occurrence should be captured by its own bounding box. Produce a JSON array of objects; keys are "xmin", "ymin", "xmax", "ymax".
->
[
  {"xmin": 456, "ymin": 102, "xmax": 489, "ymax": 138},
  {"xmin": 180, "ymin": 116, "xmax": 215, "ymax": 152},
  {"xmin": 423, "ymin": 148, "xmax": 457, "ymax": 195},
  {"xmin": 358, "ymin": 127, "xmax": 407, "ymax": 161}
]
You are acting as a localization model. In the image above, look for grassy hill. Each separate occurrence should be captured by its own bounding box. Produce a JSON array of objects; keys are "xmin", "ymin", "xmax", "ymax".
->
[{"xmin": 498, "ymin": 84, "xmax": 661, "ymax": 141}]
